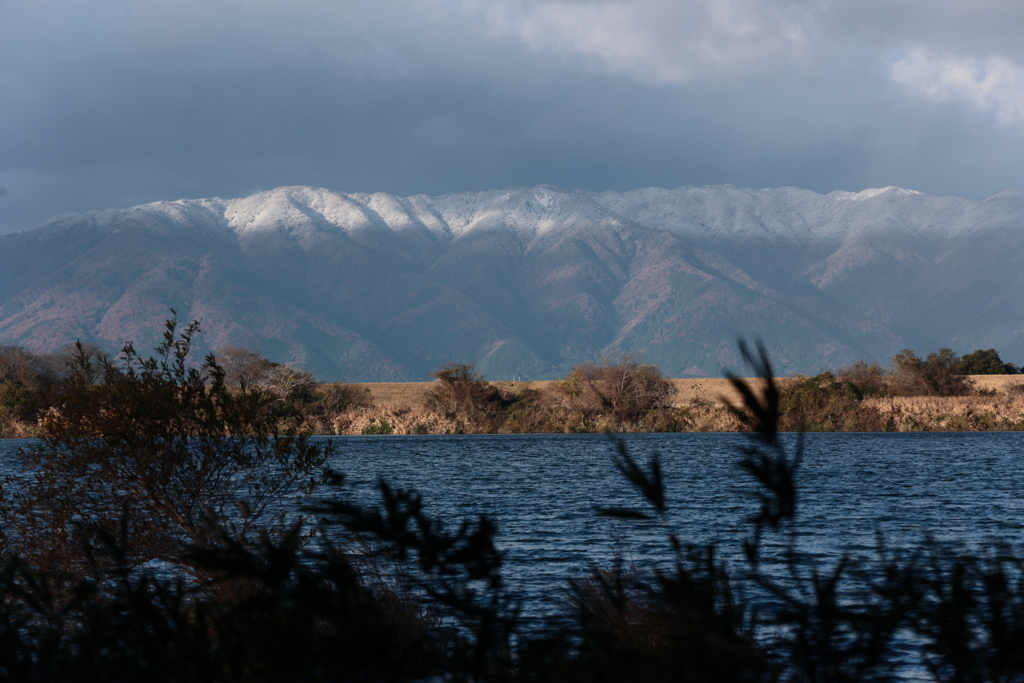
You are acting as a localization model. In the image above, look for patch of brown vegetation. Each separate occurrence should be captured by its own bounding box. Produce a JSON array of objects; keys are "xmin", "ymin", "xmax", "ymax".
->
[
  {"xmin": 351, "ymin": 382, "xmax": 434, "ymax": 409},
  {"xmin": 354, "ymin": 377, "xmax": 754, "ymax": 412},
  {"xmin": 863, "ymin": 394, "xmax": 1024, "ymax": 431},
  {"xmin": 300, "ymin": 377, "xmax": 747, "ymax": 435},
  {"xmin": 966, "ymin": 374, "xmax": 1024, "ymax": 395},
  {"xmin": 310, "ymin": 374, "xmax": 1023, "ymax": 435},
  {"xmin": 0, "ymin": 419, "xmax": 39, "ymax": 439}
]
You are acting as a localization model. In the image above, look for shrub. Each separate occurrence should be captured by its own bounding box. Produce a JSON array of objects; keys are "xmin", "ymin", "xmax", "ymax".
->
[
  {"xmin": 424, "ymin": 362, "xmax": 503, "ymax": 418},
  {"xmin": 1, "ymin": 314, "xmax": 329, "ymax": 579},
  {"xmin": 361, "ymin": 418, "xmax": 394, "ymax": 435},
  {"xmin": 44, "ymin": 341, "xmax": 109, "ymax": 383},
  {"xmin": 0, "ymin": 344, "xmax": 109, "ymax": 435},
  {"xmin": 890, "ymin": 347, "xmax": 973, "ymax": 397},
  {"xmin": 779, "ymin": 372, "xmax": 890, "ymax": 431},
  {"xmin": 3, "ymin": 334, "xmax": 1024, "ymax": 679},
  {"xmin": 561, "ymin": 354, "xmax": 676, "ymax": 428},
  {"xmin": 315, "ymin": 382, "xmax": 371, "ymax": 413},
  {"xmin": 495, "ymin": 388, "xmax": 569, "ymax": 433},
  {"xmin": 635, "ymin": 407, "xmax": 696, "ymax": 432},
  {"xmin": 835, "ymin": 359, "xmax": 890, "ymax": 396},
  {"xmin": 0, "ymin": 346, "xmax": 51, "ymax": 429},
  {"xmin": 0, "ymin": 344, "xmax": 41, "ymax": 385}
]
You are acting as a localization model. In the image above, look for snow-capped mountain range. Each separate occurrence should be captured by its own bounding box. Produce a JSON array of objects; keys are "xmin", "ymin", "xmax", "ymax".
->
[{"xmin": 1, "ymin": 184, "xmax": 1021, "ymax": 380}]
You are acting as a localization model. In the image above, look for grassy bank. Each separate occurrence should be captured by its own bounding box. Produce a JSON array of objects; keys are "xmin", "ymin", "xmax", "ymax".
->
[
  {"xmin": 298, "ymin": 375, "xmax": 1024, "ymax": 435},
  {"xmin": 5, "ymin": 375, "xmax": 1022, "ymax": 438},
  {"xmin": 4, "ymin": 333, "xmax": 1023, "ymax": 438}
]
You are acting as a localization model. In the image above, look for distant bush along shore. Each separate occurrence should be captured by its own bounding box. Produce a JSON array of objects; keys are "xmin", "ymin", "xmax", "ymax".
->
[{"xmin": 2, "ymin": 340, "xmax": 1021, "ymax": 437}]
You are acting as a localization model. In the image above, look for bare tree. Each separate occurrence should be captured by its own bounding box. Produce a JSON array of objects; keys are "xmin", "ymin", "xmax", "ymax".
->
[
  {"xmin": 889, "ymin": 348, "xmax": 972, "ymax": 397},
  {"xmin": 215, "ymin": 346, "xmax": 274, "ymax": 389},
  {"xmin": 255, "ymin": 364, "xmax": 318, "ymax": 402},
  {"xmin": 835, "ymin": 360, "xmax": 889, "ymax": 398},
  {"xmin": 561, "ymin": 354, "xmax": 676, "ymax": 426},
  {"xmin": 0, "ymin": 345, "xmax": 38, "ymax": 384}
]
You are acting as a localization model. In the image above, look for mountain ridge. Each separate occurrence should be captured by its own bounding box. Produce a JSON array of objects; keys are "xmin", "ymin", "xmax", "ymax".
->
[{"xmin": 1, "ymin": 183, "xmax": 1020, "ymax": 381}]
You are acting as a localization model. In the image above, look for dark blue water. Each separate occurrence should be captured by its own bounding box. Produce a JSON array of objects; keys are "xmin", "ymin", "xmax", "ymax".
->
[
  {"xmin": 313, "ymin": 432, "xmax": 1024, "ymax": 620},
  {"xmin": 5, "ymin": 432, "xmax": 1024, "ymax": 629}
]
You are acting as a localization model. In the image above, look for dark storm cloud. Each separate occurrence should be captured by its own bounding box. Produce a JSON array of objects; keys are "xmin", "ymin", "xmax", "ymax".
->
[{"xmin": 2, "ymin": 0, "xmax": 1024, "ymax": 234}]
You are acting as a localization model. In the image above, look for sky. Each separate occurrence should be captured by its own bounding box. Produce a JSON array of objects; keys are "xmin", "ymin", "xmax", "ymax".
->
[{"xmin": 3, "ymin": 0, "xmax": 1024, "ymax": 234}]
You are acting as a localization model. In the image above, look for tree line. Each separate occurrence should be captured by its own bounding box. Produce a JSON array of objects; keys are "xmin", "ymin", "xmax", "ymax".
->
[
  {"xmin": 778, "ymin": 347, "xmax": 1023, "ymax": 432},
  {"xmin": 1, "ymin": 338, "xmax": 1021, "ymax": 437}
]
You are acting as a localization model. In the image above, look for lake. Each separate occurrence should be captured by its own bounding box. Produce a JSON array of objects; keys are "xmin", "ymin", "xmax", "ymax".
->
[
  {"xmin": 311, "ymin": 432, "xmax": 1024, "ymax": 620},
  {"xmin": 5, "ymin": 431, "xmax": 1024, "ymax": 632}
]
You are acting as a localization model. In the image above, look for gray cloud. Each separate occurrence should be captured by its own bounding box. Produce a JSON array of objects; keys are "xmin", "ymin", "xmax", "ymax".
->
[
  {"xmin": 2, "ymin": 0, "xmax": 1024, "ymax": 234},
  {"xmin": 474, "ymin": 1, "xmax": 1024, "ymax": 80}
]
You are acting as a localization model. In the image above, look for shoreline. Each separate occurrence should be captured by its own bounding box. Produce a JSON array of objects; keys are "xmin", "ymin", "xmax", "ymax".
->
[
  {"xmin": 2, "ymin": 375, "xmax": 1021, "ymax": 439},
  {"xmin": 312, "ymin": 374, "xmax": 1024, "ymax": 436}
]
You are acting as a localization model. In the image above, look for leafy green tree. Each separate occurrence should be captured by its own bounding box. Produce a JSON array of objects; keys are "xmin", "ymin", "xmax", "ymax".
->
[{"xmin": 958, "ymin": 348, "xmax": 1020, "ymax": 374}]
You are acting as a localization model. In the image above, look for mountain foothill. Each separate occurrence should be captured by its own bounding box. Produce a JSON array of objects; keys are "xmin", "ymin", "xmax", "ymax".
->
[{"xmin": 0, "ymin": 184, "xmax": 1020, "ymax": 381}]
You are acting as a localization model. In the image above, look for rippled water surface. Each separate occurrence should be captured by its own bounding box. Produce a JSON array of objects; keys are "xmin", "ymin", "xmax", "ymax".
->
[
  {"xmin": 4, "ymin": 432, "xmax": 1024, "ymax": 622},
  {"xmin": 315, "ymin": 432, "xmax": 1024, "ymax": 617}
]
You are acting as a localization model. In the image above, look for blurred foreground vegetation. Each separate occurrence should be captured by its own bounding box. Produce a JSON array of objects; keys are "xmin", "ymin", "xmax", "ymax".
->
[{"xmin": 0, "ymin": 326, "xmax": 1023, "ymax": 681}]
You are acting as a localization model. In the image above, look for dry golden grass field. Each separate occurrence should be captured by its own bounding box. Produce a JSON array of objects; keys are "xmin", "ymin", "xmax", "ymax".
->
[
  {"xmin": 966, "ymin": 374, "xmax": 1024, "ymax": 394},
  {"xmin": 354, "ymin": 378, "xmax": 751, "ymax": 410},
  {"xmin": 354, "ymin": 375, "xmax": 1023, "ymax": 411},
  {"xmin": 303, "ymin": 374, "xmax": 1020, "ymax": 435}
]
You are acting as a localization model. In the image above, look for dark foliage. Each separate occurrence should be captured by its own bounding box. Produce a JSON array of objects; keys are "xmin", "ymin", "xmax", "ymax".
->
[
  {"xmin": 210, "ymin": 346, "xmax": 371, "ymax": 429},
  {"xmin": 1, "ymin": 314, "xmax": 328, "ymax": 579},
  {"xmin": 314, "ymin": 381, "xmax": 371, "ymax": 414},
  {"xmin": 425, "ymin": 362, "xmax": 506, "ymax": 419},
  {"xmin": 0, "ymin": 342, "xmax": 107, "ymax": 434},
  {"xmin": 890, "ymin": 348, "xmax": 973, "ymax": 397},
  {"xmin": 779, "ymin": 373, "xmax": 889, "ymax": 432},
  {"xmin": 423, "ymin": 363, "xmax": 566, "ymax": 434},
  {"xmin": 959, "ymin": 348, "xmax": 1021, "ymax": 375}
]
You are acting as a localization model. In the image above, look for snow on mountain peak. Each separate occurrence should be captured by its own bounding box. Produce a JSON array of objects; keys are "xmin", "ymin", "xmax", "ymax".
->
[
  {"xmin": 833, "ymin": 186, "xmax": 924, "ymax": 201},
  {"xmin": 28, "ymin": 182, "xmax": 1012, "ymax": 252}
]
